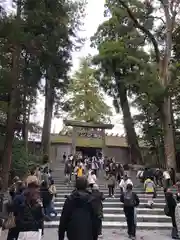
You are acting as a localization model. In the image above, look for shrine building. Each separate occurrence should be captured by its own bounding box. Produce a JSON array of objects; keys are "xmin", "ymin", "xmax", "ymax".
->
[{"xmin": 48, "ymin": 120, "xmax": 146, "ymax": 164}]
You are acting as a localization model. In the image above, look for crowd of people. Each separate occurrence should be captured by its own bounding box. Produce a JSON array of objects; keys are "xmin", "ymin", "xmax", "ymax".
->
[
  {"xmin": 1, "ymin": 152, "xmax": 180, "ymax": 240},
  {"xmin": 62, "ymin": 153, "xmax": 180, "ymax": 240},
  {"xmin": 0, "ymin": 164, "xmax": 57, "ymax": 240}
]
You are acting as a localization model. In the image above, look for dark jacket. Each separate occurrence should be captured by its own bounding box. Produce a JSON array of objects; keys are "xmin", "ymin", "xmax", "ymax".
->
[
  {"xmin": 91, "ymin": 190, "xmax": 105, "ymax": 219},
  {"xmin": 15, "ymin": 202, "xmax": 44, "ymax": 232},
  {"xmin": 58, "ymin": 190, "xmax": 99, "ymax": 240},
  {"xmin": 120, "ymin": 191, "xmax": 140, "ymax": 210},
  {"xmin": 40, "ymin": 187, "xmax": 53, "ymax": 207},
  {"xmin": 165, "ymin": 192, "xmax": 177, "ymax": 217},
  {"xmin": 64, "ymin": 163, "xmax": 73, "ymax": 175}
]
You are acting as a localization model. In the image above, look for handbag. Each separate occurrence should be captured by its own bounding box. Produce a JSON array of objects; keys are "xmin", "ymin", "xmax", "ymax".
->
[
  {"xmin": 164, "ymin": 204, "xmax": 171, "ymax": 217},
  {"xmin": 2, "ymin": 212, "xmax": 16, "ymax": 229}
]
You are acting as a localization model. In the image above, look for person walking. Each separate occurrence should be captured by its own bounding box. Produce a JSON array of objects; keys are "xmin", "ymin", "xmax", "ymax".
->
[
  {"xmin": 58, "ymin": 177, "xmax": 99, "ymax": 240},
  {"xmin": 175, "ymin": 194, "xmax": 180, "ymax": 239},
  {"xmin": 120, "ymin": 183, "xmax": 140, "ymax": 240},
  {"xmin": 107, "ymin": 173, "xmax": 116, "ymax": 198},
  {"xmin": 170, "ymin": 168, "xmax": 176, "ymax": 186},
  {"xmin": 91, "ymin": 184, "xmax": 105, "ymax": 238},
  {"xmin": 40, "ymin": 181, "xmax": 57, "ymax": 219},
  {"xmin": 163, "ymin": 169, "xmax": 171, "ymax": 191},
  {"xmin": 119, "ymin": 174, "xmax": 133, "ymax": 193},
  {"xmin": 15, "ymin": 184, "xmax": 44, "ymax": 240},
  {"xmin": 144, "ymin": 177, "xmax": 156, "ymax": 208},
  {"xmin": 64, "ymin": 160, "xmax": 73, "ymax": 184},
  {"xmin": 49, "ymin": 179, "xmax": 57, "ymax": 207},
  {"xmin": 88, "ymin": 170, "xmax": 97, "ymax": 189},
  {"xmin": 165, "ymin": 189, "xmax": 180, "ymax": 239},
  {"xmin": 91, "ymin": 156, "xmax": 99, "ymax": 176},
  {"xmin": 26, "ymin": 169, "xmax": 38, "ymax": 186}
]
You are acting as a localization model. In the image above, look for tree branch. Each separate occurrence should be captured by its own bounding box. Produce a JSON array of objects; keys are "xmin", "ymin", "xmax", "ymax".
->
[{"xmin": 118, "ymin": 0, "xmax": 160, "ymax": 63}]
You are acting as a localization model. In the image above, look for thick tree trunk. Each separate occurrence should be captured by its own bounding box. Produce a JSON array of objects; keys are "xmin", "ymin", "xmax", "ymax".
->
[
  {"xmin": 41, "ymin": 76, "xmax": 54, "ymax": 159},
  {"xmin": 1, "ymin": 97, "xmax": 17, "ymax": 190},
  {"xmin": 161, "ymin": 96, "xmax": 176, "ymax": 169},
  {"xmin": 22, "ymin": 92, "xmax": 29, "ymax": 152},
  {"xmin": 115, "ymin": 74, "xmax": 142, "ymax": 164},
  {"xmin": 1, "ymin": 47, "xmax": 20, "ymax": 190},
  {"xmin": 0, "ymin": 0, "xmax": 21, "ymax": 190}
]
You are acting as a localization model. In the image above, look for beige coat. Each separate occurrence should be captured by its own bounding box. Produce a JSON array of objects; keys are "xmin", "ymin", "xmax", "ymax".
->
[{"xmin": 26, "ymin": 175, "xmax": 38, "ymax": 185}]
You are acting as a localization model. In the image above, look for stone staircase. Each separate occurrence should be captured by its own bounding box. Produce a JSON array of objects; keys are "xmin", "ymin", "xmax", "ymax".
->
[{"xmin": 46, "ymin": 161, "xmax": 173, "ymax": 229}]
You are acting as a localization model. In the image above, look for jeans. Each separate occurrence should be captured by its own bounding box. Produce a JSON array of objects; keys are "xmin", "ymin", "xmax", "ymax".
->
[
  {"xmin": 108, "ymin": 186, "xmax": 114, "ymax": 196},
  {"xmin": 124, "ymin": 207, "xmax": 136, "ymax": 237},
  {"xmin": 45, "ymin": 202, "xmax": 57, "ymax": 217},
  {"xmin": 7, "ymin": 228, "xmax": 19, "ymax": 240},
  {"xmin": 97, "ymin": 218, "xmax": 102, "ymax": 235},
  {"xmin": 164, "ymin": 179, "xmax": 170, "ymax": 190}
]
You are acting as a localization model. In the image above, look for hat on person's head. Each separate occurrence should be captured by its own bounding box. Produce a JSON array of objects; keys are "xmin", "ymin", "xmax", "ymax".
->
[{"xmin": 75, "ymin": 176, "xmax": 88, "ymax": 190}]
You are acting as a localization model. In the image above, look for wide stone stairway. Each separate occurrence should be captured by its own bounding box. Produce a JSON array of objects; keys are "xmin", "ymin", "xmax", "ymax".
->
[{"xmin": 45, "ymin": 161, "xmax": 173, "ymax": 230}]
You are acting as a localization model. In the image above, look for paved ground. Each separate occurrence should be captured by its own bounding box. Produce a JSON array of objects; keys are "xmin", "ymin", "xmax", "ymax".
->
[
  {"xmin": 1, "ymin": 226, "xmax": 174, "ymax": 239},
  {"xmin": 41, "ymin": 229, "xmax": 173, "ymax": 240},
  {"xmin": 0, "ymin": 228, "xmax": 174, "ymax": 239}
]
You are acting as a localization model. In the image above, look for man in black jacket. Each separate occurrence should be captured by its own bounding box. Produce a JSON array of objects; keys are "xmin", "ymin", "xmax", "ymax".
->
[
  {"xmin": 58, "ymin": 177, "xmax": 99, "ymax": 240},
  {"xmin": 120, "ymin": 183, "xmax": 140, "ymax": 240},
  {"xmin": 91, "ymin": 184, "xmax": 105, "ymax": 237}
]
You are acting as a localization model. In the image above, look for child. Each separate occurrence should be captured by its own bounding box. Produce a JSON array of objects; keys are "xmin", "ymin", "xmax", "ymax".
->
[
  {"xmin": 144, "ymin": 177, "xmax": 156, "ymax": 208},
  {"xmin": 107, "ymin": 173, "xmax": 116, "ymax": 197},
  {"xmin": 120, "ymin": 183, "xmax": 139, "ymax": 240}
]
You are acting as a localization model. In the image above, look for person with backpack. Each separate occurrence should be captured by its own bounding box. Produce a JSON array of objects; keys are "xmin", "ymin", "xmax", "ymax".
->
[
  {"xmin": 120, "ymin": 183, "xmax": 139, "ymax": 240},
  {"xmin": 144, "ymin": 177, "xmax": 156, "ymax": 208},
  {"xmin": 58, "ymin": 177, "xmax": 99, "ymax": 240}
]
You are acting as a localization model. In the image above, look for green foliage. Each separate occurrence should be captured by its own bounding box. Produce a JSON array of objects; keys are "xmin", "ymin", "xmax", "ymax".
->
[
  {"xmin": 11, "ymin": 139, "xmax": 41, "ymax": 178},
  {"xmin": 67, "ymin": 57, "xmax": 112, "ymax": 123}
]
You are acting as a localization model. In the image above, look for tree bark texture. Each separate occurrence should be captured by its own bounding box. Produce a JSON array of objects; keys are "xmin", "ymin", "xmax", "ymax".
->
[
  {"xmin": 41, "ymin": 75, "xmax": 54, "ymax": 159},
  {"xmin": 115, "ymin": 73, "xmax": 143, "ymax": 164},
  {"xmin": 1, "ymin": 48, "xmax": 20, "ymax": 191},
  {"xmin": 119, "ymin": 0, "xmax": 177, "ymax": 169}
]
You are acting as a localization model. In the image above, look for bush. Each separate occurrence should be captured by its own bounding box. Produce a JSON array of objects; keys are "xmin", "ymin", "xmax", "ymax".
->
[{"xmin": 10, "ymin": 139, "xmax": 41, "ymax": 180}]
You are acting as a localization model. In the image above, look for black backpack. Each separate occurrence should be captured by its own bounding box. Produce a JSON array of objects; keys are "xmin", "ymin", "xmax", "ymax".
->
[{"xmin": 123, "ymin": 192, "xmax": 135, "ymax": 207}]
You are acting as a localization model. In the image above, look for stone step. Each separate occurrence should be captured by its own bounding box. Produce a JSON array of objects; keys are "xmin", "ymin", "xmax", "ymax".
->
[
  {"xmin": 53, "ymin": 201, "xmax": 166, "ymax": 208},
  {"xmin": 54, "ymin": 197, "xmax": 166, "ymax": 202},
  {"xmin": 54, "ymin": 189, "xmax": 167, "ymax": 195},
  {"xmin": 49, "ymin": 168, "xmax": 176, "ymax": 231},
  {"xmin": 46, "ymin": 213, "xmax": 171, "ymax": 223},
  {"xmin": 44, "ymin": 221, "xmax": 173, "ymax": 229},
  {"xmin": 56, "ymin": 193, "xmax": 166, "ymax": 198},
  {"xmin": 52, "ymin": 206, "xmax": 165, "ymax": 215}
]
